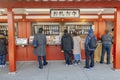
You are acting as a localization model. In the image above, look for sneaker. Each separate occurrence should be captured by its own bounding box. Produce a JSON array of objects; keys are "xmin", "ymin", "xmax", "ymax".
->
[
  {"xmin": 73, "ymin": 60, "xmax": 76, "ymax": 64},
  {"xmin": 69, "ymin": 64, "xmax": 73, "ymax": 66},
  {"xmin": 39, "ymin": 66, "xmax": 43, "ymax": 69},
  {"xmin": 2, "ymin": 64, "xmax": 6, "ymax": 68},
  {"xmin": 106, "ymin": 63, "xmax": 110, "ymax": 64},
  {"xmin": 78, "ymin": 62, "xmax": 80, "ymax": 64},
  {"xmin": 74, "ymin": 63, "xmax": 77, "ymax": 65},
  {"xmin": 84, "ymin": 66, "xmax": 89, "ymax": 69},
  {"xmin": 0, "ymin": 65, "xmax": 2, "ymax": 68},
  {"xmin": 77, "ymin": 61, "xmax": 80, "ymax": 64},
  {"xmin": 90, "ymin": 67, "xmax": 94, "ymax": 70},
  {"xmin": 65, "ymin": 64, "xmax": 69, "ymax": 67}
]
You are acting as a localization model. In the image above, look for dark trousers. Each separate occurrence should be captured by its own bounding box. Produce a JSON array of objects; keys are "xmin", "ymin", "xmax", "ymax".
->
[
  {"xmin": 85, "ymin": 50, "xmax": 94, "ymax": 68},
  {"xmin": 0, "ymin": 55, "xmax": 6, "ymax": 65},
  {"xmin": 38, "ymin": 56, "xmax": 47, "ymax": 67},
  {"xmin": 64, "ymin": 50, "xmax": 72, "ymax": 65},
  {"xmin": 100, "ymin": 44, "xmax": 111, "ymax": 64}
]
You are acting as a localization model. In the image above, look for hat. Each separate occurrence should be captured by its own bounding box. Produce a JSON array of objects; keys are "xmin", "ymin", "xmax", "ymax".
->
[
  {"xmin": 88, "ymin": 28, "xmax": 93, "ymax": 34},
  {"xmin": 39, "ymin": 28, "xmax": 43, "ymax": 33}
]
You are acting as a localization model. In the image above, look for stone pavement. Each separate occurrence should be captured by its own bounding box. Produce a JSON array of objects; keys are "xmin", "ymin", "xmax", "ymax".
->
[{"xmin": 0, "ymin": 60, "xmax": 120, "ymax": 80}]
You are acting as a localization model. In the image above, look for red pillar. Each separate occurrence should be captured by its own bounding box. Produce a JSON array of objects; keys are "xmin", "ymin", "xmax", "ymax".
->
[
  {"xmin": 94, "ymin": 21, "xmax": 99, "ymax": 39},
  {"xmin": 98, "ymin": 15, "xmax": 106, "ymax": 40},
  {"xmin": 114, "ymin": 8, "xmax": 120, "ymax": 69},
  {"xmin": 7, "ymin": 7, "xmax": 16, "ymax": 72}
]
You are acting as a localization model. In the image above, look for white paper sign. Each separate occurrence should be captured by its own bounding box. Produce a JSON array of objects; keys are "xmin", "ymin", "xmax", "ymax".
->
[{"xmin": 50, "ymin": 9, "xmax": 80, "ymax": 18}]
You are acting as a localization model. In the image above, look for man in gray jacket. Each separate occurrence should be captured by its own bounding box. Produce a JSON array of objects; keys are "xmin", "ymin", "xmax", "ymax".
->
[
  {"xmin": 100, "ymin": 30, "xmax": 113, "ymax": 64},
  {"xmin": 33, "ymin": 28, "xmax": 48, "ymax": 69}
]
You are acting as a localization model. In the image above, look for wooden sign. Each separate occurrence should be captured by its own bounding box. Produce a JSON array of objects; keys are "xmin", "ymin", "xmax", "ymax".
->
[{"xmin": 50, "ymin": 9, "xmax": 80, "ymax": 18}]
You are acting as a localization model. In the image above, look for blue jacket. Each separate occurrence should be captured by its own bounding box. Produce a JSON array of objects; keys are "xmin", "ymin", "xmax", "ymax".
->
[{"xmin": 85, "ymin": 29, "xmax": 96, "ymax": 51}]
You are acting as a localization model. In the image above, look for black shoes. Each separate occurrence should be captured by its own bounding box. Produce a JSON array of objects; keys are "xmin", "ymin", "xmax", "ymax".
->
[
  {"xmin": 100, "ymin": 61, "xmax": 103, "ymax": 64},
  {"xmin": 100, "ymin": 61, "xmax": 110, "ymax": 64},
  {"xmin": 43, "ymin": 62, "xmax": 48, "ymax": 66},
  {"xmin": 106, "ymin": 62, "xmax": 110, "ymax": 64},
  {"xmin": 84, "ymin": 66, "xmax": 89, "ymax": 69},
  {"xmin": 39, "ymin": 66, "xmax": 43, "ymax": 69},
  {"xmin": 39, "ymin": 62, "xmax": 48, "ymax": 69}
]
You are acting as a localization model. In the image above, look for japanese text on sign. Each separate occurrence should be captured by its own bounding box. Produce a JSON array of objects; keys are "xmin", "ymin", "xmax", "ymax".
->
[{"xmin": 50, "ymin": 9, "xmax": 80, "ymax": 18}]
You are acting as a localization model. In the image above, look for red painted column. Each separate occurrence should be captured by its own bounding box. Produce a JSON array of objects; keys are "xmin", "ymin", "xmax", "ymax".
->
[
  {"xmin": 94, "ymin": 21, "xmax": 99, "ymax": 39},
  {"xmin": 98, "ymin": 15, "xmax": 106, "ymax": 40},
  {"xmin": 113, "ymin": 8, "xmax": 120, "ymax": 69},
  {"xmin": 7, "ymin": 7, "xmax": 16, "ymax": 72}
]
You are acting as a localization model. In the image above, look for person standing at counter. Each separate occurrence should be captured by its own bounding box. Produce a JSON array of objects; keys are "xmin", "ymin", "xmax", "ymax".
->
[
  {"xmin": 61, "ymin": 29, "xmax": 73, "ymax": 66},
  {"xmin": 33, "ymin": 28, "xmax": 48, "ymax": 69},
  {"xmin": 0, "ymin": 34, "xmax": 8, "ymax": 68},
  {"xmin": 73, "ymin": 31, "xmax": 81, "ymax": 65},
  {"xmin": 100, "ymin": 30, "xmax": 113, "ymax": 64},
  {"xmin": 84, "ymin": 28, "xmax": 97, "ymax": 69}
]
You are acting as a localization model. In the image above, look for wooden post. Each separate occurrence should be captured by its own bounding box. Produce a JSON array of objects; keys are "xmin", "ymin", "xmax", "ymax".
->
[
  {"xmin": 98, "ymin": 15, "xmax": 106, "ymax": 40},
  {"xmin": 7, "ymin": 7, "xmax": 16, "ymax": 72},
  {"xmin": 94, "ymin": 21, "xmax": 99, "ymax": 39},
  {"xmin": 113, "ymin": 8, "xmax": 120, "ymax": 69}
]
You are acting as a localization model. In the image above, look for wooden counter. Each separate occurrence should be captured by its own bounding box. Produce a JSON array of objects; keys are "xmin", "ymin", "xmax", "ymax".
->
[
  {"xmin": 13, "ymin": 42, "xmax": 113, "ymax": 62},
  {"xmin": 94, "ymin": 43, "xmax": 113, "ymax": 63},
  {"xmin": 15, "ymin": 45, "xmax": 64, "ymax": 61}
]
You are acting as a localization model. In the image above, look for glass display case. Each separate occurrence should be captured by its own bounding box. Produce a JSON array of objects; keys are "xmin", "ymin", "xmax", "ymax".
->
[
  {"xmin": 65, "ymin": 25, "xmax": 91, "ymax": 35},
  {"xmin": 30, "ymin": 22, "xmax": 94, "ymax": 45},
  {"xmin": 0, "ymin": 26, "xmax": 8, "ymax": 36},
  {"xmin": 30, "ymin": 22, "xmax": 61, "ymax": 45},
  {"xmin": 0, "ymin": 23, "xmax": 18, "ymax": 37},
  {"xmin": 32, "ymin": 23, "xmax": 60, "ymax": 35},
  {"xmin": 0, "ymin": 23, "xmax": 26, "ymax": 46},
  {"xmin": 64, "ymin": 22, "xmax": 94, "ymax": 43}
]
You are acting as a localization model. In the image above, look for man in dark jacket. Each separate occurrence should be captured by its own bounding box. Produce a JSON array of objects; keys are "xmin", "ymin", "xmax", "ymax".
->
[
  {"xmin": 33, "ymin": 28, "xmax": 48, "ymax": 69},
  {"xmin": 84, "ymin": 28, "xmax": 97, "ymax": 69},
  {"xmin": 0, "ymin": 34, "xmax": 8, "ymax": 68},
  {"xmin": 100, "ymin": 30, "xmax": 113, "ymax": 64},
  {"xmin": 61, "ymin": 29, "xmax": 73, "ymax": 66}
]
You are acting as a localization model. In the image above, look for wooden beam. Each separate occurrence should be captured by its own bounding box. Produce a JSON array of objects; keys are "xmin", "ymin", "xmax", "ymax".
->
[{"xmin": 0, "ymin": 1, "xmax": 120, "ymax": 8}]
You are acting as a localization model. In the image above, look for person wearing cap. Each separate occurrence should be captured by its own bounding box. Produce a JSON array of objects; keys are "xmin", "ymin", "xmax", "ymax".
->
[
  {"xmin": 84, "ymin": 28, "xmax": 97, "ymax": 69},
  {"xmin": 61, "ymin": 29, "xmax": 73, "ymax": 66},
  {"xmin": 0, "ymin": 34, "xmax": 8, "ymax": 68},
  {"xmin": 33, "ymin": 28, "xmax": 48, "ymax": 69},
  {"xmin": 100, "ymin": 30, "xmax": 113, "ymax": 64}
]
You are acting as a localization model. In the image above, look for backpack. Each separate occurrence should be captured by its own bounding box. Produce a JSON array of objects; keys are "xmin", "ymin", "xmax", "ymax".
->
[{"xmin": 89, "ymin": 36, "xmax": 98, "ymax": 49}]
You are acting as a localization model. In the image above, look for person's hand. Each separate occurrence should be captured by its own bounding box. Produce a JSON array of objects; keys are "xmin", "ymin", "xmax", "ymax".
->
[{"xmin": 61, "ymin": 50, "xmax": 64, "ymax": 52}]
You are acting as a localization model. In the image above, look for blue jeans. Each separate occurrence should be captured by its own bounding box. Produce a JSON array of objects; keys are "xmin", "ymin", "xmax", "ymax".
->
[
  {"xmin": 85, "ymin": 50, "xmax": 94, "ymax": 68},
  {"xmin": 100, "ymin": 44, "xmax": 111, "ymax": 64},
  {"xmin": 0, "ymin": 55, "xmax": 6, "ymax": 65},
  {"xmin": 74, "ymin": 54, "xmax": 80, "ymax": 61},
  {"xmin": 38, "ymin": 56, "xmax": 47, "ymax": 68}
]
